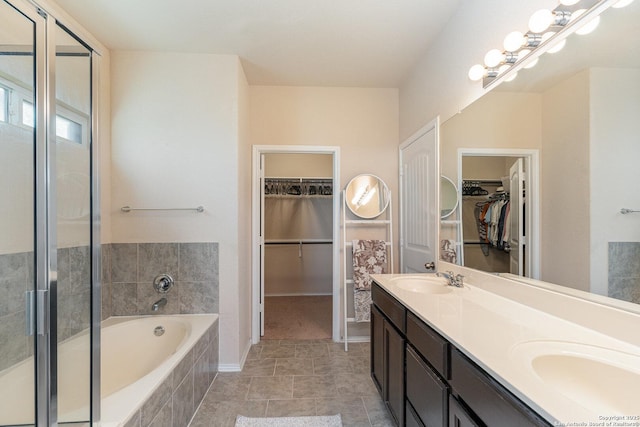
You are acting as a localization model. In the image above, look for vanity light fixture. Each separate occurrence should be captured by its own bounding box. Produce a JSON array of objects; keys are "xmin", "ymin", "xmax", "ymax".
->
[{"xmin": 468, "ymin": 0, "xmax": 630, "ymax": 88}]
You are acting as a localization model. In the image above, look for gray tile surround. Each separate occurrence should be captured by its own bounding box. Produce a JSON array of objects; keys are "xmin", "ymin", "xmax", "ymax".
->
[
  {"xmin": 104, "ymin": 242, "xmax": 219, "ymax": 317},
  {"xmin": 609, "ymin": 242, "xmax": 640, "ymax": 304},
  {"xmin": 0, "ymin": 246, "xmax": 91, "ymax": 371},
  {"xmin": 124, "ymin": 319, "xmax": 219, "ymax": 427}
]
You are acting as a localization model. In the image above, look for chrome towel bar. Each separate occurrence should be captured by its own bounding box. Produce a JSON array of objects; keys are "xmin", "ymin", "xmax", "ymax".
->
[
  {"xmin": 620, "ymin": 208, "xmax": 640, "ymax": 215},
  {"xmin": 121, "ymin": 205, "xmax": 204, "ymax": 213}
]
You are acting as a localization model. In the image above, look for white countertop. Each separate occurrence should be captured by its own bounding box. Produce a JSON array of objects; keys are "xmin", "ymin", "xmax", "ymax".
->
[{"xmin": 371, "ymin": 272, "xmax": 640, "ymax": 425}]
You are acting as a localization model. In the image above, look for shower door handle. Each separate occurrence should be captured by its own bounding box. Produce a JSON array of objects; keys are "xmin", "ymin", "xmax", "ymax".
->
[
  {"xmin": 25, "ymin": 290, "xmax": 48, "ymax": 336},
  {"xmin": 25, "ymin": 291, "xmax": 35, "ymax": 336}
]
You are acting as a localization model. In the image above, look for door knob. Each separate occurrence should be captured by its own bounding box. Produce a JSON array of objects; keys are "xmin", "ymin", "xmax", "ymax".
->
[{"xmin": 424, "ymin": 261, "xmax": 436, "ymax": 271}]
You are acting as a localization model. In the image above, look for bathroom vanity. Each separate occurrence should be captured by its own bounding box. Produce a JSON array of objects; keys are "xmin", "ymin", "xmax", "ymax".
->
[{"xmin": 370, "ymin": 272, "xmax": 640, "ymax": 427}]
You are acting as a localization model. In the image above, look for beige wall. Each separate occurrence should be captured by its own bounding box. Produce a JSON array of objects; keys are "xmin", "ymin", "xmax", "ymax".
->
[
  {"xmin": 589, "ymin": 68, "xmax": 640, "ymax": 295},
  {"xmin": 399, "ymin": 0, "xmax": 556, "ymax": 140},
  {"xmin": 250, "ymin": 86, "xmax": 400, "ymax": 269},
  {"xmin": 110, "ymin": 51, "xmax": 245, "ymax": 366},
  {"xmin": 541, "ymin": 70, "xmax": 591, "ymax": 291}
]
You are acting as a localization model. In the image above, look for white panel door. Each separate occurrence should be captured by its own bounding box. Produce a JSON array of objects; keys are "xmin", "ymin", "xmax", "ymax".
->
[
  {"xmin": 399, "ymin": 119, "xmax": 439, "ymax": 273},
  {"xmin": 509, "ymin": 158, "xmax": 525, "ymax": 275}
]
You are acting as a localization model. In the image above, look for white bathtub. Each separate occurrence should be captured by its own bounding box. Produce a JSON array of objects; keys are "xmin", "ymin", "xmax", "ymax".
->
[{"xmin": 0, "ymin": 313, "xmax": 218, "ymax": 427}]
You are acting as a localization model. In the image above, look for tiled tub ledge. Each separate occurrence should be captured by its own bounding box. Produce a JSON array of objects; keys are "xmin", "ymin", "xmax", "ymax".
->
[{"xmin": 104, "ymin": 314, "xmax": 219, "ymax": 427}]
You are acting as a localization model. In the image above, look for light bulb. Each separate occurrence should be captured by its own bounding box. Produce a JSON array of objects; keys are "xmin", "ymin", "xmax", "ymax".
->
[
  {"xmin": 547, "ymin": 38, "xmax": 566, "ymax": 53},
  {"xmin": 529, "ymin": 9, "xmax": 553, "ymax": 33},
  {"xmin": 560, "ymin": 0, "xmax": 581, "ymax": 5},
  {"xmin": 541, "ymin": 32, "xmax": 555, "ymax": 43},
  {"xmin": 484, "ymin": 49, "xmax": 504, "ymax": 68},
  {"xmin": 503, "ymin": 31, "xmax": 524, "ymax": 52},
  {"xmin": 613, "ymin": 0, "xmax": 634, "ymax": 7},
  {"xmin": 498, "ymin": 64, "xmax": 511, "ymax": 74},
  {"xmin": 518, "ymin": 48, "xmax": 531, "ymax": 61},
  {"xmin": 576, "ymin": 15, "xmax": 600, "ymax": 35},
  {"xmin": 468, "ymin": 64, "xmax": 486, "ymax": 81}
]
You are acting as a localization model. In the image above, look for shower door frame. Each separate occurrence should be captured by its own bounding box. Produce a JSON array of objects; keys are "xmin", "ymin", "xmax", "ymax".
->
[
  {"xmin": 1, "ymin": 0, "xmax": 103, "ymax": 424},
  {"xmin": 251, "ymin": 145, "xmax": 341, "ymax": 344}
]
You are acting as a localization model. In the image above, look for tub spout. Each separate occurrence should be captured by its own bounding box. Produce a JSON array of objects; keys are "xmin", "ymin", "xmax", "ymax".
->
[{"xmin": 152, "ymin": 297, "xmax": 167, "ymax": 311}]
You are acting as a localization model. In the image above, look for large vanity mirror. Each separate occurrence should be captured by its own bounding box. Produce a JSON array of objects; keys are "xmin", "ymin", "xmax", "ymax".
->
[{"xmin": 439, "ymin": 0, "xmax": 640, "ymax": 307}]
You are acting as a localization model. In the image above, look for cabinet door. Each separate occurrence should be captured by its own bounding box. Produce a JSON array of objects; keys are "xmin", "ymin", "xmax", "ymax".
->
[
  {"xmin": 449, "ymin": 396, "xmax": 480, "ymax": 427},
  {"xmin": 406, "ymin": 346, "xmax": 448, "ymax": 427},
  {"xmin": 385, "ymin": 319, "xmax": 405, "ymax": 426},
  {"xmin": 371, "ymin": 304, "xmax": 385, "ymax": 394}
]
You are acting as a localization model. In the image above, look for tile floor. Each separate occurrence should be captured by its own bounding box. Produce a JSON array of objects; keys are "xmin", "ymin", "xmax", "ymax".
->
[{"xmin": 189, "ymin": 340, "xmax": 395, "ymax": 427}]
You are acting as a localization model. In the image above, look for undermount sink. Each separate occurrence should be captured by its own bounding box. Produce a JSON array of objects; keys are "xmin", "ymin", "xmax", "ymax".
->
[
  {"xmin": 390, "ymin": 275, "xmax": 452, "ymax": 294},
  {"xmin": 511, "ymin": 341, "xmax": 640, "ymax": 415}
]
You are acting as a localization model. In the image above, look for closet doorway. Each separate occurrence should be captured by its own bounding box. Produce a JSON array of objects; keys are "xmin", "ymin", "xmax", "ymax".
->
[
  {"xmin": 457, "ymin": 148, "xmax": 540, "ymax": 279},
  {"xmin": 252, "ymin": 146, "xmax": 340, "ymax": 343}
]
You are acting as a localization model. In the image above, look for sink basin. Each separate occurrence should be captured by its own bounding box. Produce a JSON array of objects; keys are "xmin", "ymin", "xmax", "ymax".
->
[
  {"xmin": 390, "ymin": 275, "xmax": 452, "ymax": 294},
  {"xmin": 511, "ymin": 341, "xmax": 640, "ymax": 415}
]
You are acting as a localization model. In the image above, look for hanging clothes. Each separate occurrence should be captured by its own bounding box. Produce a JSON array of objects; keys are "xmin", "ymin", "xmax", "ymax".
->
[{"xmin": 474, "ymin": 194, "xmax": 511, "ymax": 252}]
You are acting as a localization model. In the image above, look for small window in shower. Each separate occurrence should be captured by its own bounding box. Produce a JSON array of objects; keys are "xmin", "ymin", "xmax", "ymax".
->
[
  {"xmin": 22, "ymin": 99, "xmax": 34, "ymax": 127},
  {"xmin": 56, "ymin": 115, "xmax": 82, "ymax": 144}
]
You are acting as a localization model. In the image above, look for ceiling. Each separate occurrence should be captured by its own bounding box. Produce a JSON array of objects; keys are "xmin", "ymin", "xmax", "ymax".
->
[{"xmin": 53, "ymin": 0, "xmax": 461, "ymax": 88}]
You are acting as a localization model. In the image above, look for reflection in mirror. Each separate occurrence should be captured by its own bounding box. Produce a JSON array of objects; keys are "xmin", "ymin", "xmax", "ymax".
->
[
  {"xmin": 440, "ymin": 176, "xmax": 458, "ymax": 219},
  {"xmin": 345, "ymin": 174, "xmax": 390, "ymax": 219},
  {"xmin": 440, "ymin": 1, "xmax": 640, "ymax": 307}
]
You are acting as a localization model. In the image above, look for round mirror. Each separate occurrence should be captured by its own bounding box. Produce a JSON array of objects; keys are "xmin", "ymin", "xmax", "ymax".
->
[
  {"xmin": 345, "ymin": 174, "xmax": 390, "ymax": 219},
  {"xmin": 440, "ymin": 176, "xmax": 458, "ymax": 219}
]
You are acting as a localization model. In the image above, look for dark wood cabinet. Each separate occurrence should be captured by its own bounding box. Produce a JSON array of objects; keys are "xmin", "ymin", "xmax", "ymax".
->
[
  {"xmin": 449, "ymin": 349, "xmax": 550, "ymax": 427},
  {"xmin": 371, "ymin": 281, "xmax": 551, "ymax": 427},
  {"xmin": 371, "ymin": 285, "xmax": 406, "ymax": 426},
  {"xmin": 448, "ymin": 396, "xmax": 480, "ymax": 427},
  {"xmin": 371, "ymin": 304, "xmax": 385, "ymax": 394},
  {"xmin": 385, "ymin": 319, "xmax": 405, "ymax": 426},
  {"xmin": 406, "ymin": 345, "xmax": 448, "ymax": 427}
]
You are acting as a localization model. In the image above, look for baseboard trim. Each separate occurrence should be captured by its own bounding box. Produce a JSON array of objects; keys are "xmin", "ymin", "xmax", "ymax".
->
[
  {"xmin": 265, "ymin": 293, "xmax": 333, "ymax": 297},
  {"xmin": 218, "ymin": 363, "xmax": 242, "ymax": 372}
]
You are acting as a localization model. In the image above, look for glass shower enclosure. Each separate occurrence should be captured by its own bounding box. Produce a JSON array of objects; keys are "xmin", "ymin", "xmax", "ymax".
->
[{"xmin": 0, "ymin": 0, "xmax": 100, "ymax": 424}]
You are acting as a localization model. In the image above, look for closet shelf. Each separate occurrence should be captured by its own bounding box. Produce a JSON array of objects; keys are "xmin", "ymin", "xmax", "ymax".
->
[{"xmin": 264, "ymin": 177, "xmax": 333, "ymax": 197}]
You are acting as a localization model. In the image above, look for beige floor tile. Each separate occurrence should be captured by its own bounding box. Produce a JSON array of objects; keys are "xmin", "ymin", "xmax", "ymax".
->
[
  {"xmin": 247, "ymin": 375, "xmax": 294, "ymax": 400},
  {"xmin": 349, "ymin": 356, "xmax": 371, "ymax": 374},
  {"xmin": 313, "ymin": 356, "xmax": 352, "ymax": 375},
  {"xmin": 293, "ymin": 375, "xmax": 338, "ymax": 398},
  {"xmin": 238, "ymin": 358, "xmax": 276, "ymax": 376},
  {"xmin": 189, "ymin": 399, "xmax": 267, "ymax": 427},
  {"xmin": 334, "ymin": 373, "xmax": 379, "ymax": 397},
  {"xmin": 315, "ymin": 397, "xmax": 371, "ymax": 427},
  {"xmin": 260, "ymin": 345, "xmax": 297, "ymax": 359},
  {"xmin": 203, "ymin": 373, "xmax": 251, "ymax": 402},
  {"xmin": 274, "ymin": 357, "xmax": 314, "ymax": 375},
  {"xmin": 362, "ymin": 396, "xmax": 396, "ymax": 427},
  {"xmin": 265, "ymin": 398, "xmax": 317, "ymax": 417},
  {"xmin": 295, "ymin": 343, "xmax": 329, "ymax": 358}
]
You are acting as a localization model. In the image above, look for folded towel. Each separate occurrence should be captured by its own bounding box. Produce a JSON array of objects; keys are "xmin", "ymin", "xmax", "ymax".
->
[
  {"xmin": 352, "ymin": 239, "xmax": 387, "ymax": 291},
  {"xmin": 440, "ymin": 239, "xmax": 457, "ymax": 264},
  {"xmin": 352, "ymin": 239, "xmax": 387, "ymax": 322}
]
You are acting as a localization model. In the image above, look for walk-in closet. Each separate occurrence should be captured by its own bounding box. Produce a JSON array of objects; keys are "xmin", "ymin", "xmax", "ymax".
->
[
  {"xmin": 461, "ymin": 156, "xmax": 523, "ymax": 274},
  {"xmin": 262, "ymin": 153, "xmax": 334, "ymax": 339}
]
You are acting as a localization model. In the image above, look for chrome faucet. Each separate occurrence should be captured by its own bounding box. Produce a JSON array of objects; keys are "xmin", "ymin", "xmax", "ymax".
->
[
  {"xmin": 152, "ymin": 297, "xmax": 167, "ymax": 311},
  {"xmin": 437, "ymin": 271, "xmax": 464, "ymax": 288}
]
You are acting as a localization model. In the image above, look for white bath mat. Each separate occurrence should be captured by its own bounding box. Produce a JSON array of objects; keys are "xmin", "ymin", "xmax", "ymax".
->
[{"xmin": 235, "ymin": 414, "xmax": 342, "ymax": 427}]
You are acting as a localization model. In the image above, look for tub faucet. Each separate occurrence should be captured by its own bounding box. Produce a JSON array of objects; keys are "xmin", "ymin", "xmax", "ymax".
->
[
  {"xmin": 152, "ymin": 297, "xmax": 167, "ymax": 311},
  {"xmin": 437, "ymin": 271, "xmax": 464, "ymax": 288}
]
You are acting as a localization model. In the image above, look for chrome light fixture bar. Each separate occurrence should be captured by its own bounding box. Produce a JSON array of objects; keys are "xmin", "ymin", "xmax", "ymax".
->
[{"xmin": 469, "ymin": 0, "xmax": 634, "ymax": 89}]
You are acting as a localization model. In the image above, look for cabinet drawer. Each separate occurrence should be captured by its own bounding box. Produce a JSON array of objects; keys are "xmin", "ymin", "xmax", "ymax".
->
[
  {"xmin": 405, "ymin": 402, "xmax": 424, "ymax": 427},
  {"xmin": 406, "ymin": 311, "xmax": 449, "ymax": 378},
  {"xmin": 450, "ymin": 350, "xmax": 551, "ymax": 427},
  {"xmin": 372, "ymin": 282, "xmax": 406, "ymax": 333},
  {"xmin": 406, "ymin": 346, "xmax": 448, "ymax": 427}
]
